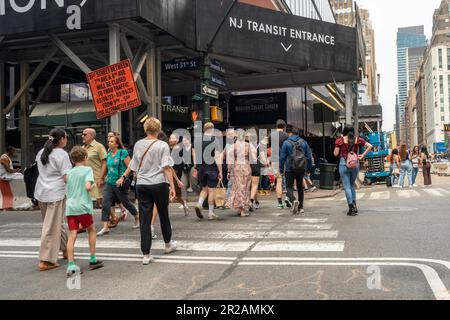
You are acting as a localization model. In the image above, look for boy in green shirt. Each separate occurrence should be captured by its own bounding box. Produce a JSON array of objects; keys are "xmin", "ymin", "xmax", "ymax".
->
[{"xmin": 65, "ymin": 146, "xmax": 104, "ymax": 276}]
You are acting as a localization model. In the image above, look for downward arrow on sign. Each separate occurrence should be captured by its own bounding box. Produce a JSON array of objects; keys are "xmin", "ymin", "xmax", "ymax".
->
[{"xmin": 281, "ymin": 43, "xmax": 293, "ymax": 52}]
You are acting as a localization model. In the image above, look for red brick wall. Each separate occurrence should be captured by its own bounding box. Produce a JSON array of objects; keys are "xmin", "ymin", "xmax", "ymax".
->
[{"xmin": 239, "ymin": 0, "xmax": 279, "ymax": 11}]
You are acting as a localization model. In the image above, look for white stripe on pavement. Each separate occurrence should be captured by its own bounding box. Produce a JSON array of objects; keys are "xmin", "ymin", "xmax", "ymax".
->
[
  {"xmin": 397, "ymin": 190, "xmax": 412, "ymax": 198},
  {"xmin": 0, "ymin": 238, "xmax": 345, "ymax": 252},
  {"xmin": 422, "ymin": 189, "xmax": 444, "ymax": 197},
  {"xmin": 369, "ymin": 191, "xmax": 390, "ymax": 200},
  {"xmin": 277, "ymin": 224, "xmax": 333, "ymax": 230},
  {"xmin": 174, "ymin": 230, "xmax": 339, "ymax": 240},
  {"xmin": 292, "ymin": 218, "xmax": 328, "ymax": 223},
  {"xmin": 252, "ymin": 241, "xmax": 345, "ymax": 252},
  {"xmin": 237, "ymin": 261, "xmax": 449, "ymax": 300},
  {"xmin": 435, "ymin": 188, "xmax": 450, "ymax": 195}
]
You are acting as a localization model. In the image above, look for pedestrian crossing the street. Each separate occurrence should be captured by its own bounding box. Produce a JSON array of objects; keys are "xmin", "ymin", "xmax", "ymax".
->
[{"xmin": 312, "ymin": 187, "xmax": 450, "ymax": 202}]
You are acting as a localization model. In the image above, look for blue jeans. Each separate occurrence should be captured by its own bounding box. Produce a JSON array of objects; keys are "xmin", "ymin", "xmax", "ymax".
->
[
  {"xmin": 399, "ymin": 161, "xmax": 413, "ymax": 187},
  {"xmin": 412, "ymin": 166, "xmax": 419, "ymax": 184},
  {"xmin": 339, "ymin": 158, "xmax": 359, "ymax": 205},
  {"xmin": 226, "ymin": 172, "xmax": 234, "ymax": 201},
  {"xmin": 390, "ymin": 164, "xmax": 399, "ymax": 185}
]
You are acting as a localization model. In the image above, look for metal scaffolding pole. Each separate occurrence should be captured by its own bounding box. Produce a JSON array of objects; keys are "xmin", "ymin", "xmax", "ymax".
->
[
  {"xmin": 146, "ymin": 47, "xmax": 157, "ymax": 119},
  {"xmin": 109, "ymin": 24, "xmax": 121, "ymax": 134},
  {"xmin": 20, "ymin": 62, "xmax": 30, "ymax": 169},
  {"xmin": 345, "ymin": 82, "xmax": 353, "ymax": 126},
  {"xmin": 156, "ymin": 48, "xmax": 162, "ymax": 121},
  {"xmin": 0, "ymin": 62, "xmax": 5, "ymax": 154}
]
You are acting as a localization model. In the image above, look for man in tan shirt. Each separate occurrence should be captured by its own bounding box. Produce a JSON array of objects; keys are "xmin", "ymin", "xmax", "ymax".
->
[{"xmin": 82, "ymin": 128, "xmax": 107, "ymax": 207}]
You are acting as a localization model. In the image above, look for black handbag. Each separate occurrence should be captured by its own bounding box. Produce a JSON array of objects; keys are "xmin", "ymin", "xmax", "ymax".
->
[{"xmin": 118, "ymin": 149, "xmax": 132, "ymax": 192}]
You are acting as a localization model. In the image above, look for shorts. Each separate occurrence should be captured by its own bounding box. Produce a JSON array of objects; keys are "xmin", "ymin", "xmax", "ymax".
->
[
  {"xmin": 198, "ymin": 169, "xmax": 219, "ymax": 188},
  {"xmin": 251, "ymin": 164, "xmax": 261, "ymax": 177},
  {"xmin": 67, "ymin": 214, "xmax": 94, "ymax": 231}
]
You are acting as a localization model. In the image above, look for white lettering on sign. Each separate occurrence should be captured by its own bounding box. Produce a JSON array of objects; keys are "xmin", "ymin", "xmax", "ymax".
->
[
  {"xmin": 229, "ymin": 16, "xmax": 336, "ymax": 46},
  {"xmin": 0, "ymin": 0, "xmax": 87, "ymax": 30}
]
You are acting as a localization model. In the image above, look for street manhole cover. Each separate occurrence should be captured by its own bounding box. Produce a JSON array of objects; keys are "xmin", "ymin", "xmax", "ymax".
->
[{"xmin": 368, "ymin": 207, "xmax": 419, "ymax": 212}]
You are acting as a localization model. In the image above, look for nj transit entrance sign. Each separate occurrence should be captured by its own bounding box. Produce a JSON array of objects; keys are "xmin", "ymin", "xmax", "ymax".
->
[{"xmin": 197, "ymin": 0, "xmax": 358, "ymax": 76}]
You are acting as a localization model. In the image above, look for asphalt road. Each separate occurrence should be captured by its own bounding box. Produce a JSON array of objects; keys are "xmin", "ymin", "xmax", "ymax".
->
[{"xmin": 0, "ymin": 183, "xmax": 449, "ymax": 300}]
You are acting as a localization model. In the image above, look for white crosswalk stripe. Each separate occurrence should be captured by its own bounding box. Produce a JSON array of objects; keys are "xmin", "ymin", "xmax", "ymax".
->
[
  {"xmin": 0, "ymin": 217, "xmax": 345, "ymax": 253},
  {"xmin": 369, "ymin": 191, "xmax": 390, "ymax": 200},
  {"xmin": 422, "ymin": 189, "xmax": 445, "ymax": 197}
]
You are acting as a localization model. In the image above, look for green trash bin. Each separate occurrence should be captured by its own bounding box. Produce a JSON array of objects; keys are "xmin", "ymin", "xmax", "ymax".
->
[{"xmin": 320, "ymin": 163, "xmax": 337, "ymax": 190}]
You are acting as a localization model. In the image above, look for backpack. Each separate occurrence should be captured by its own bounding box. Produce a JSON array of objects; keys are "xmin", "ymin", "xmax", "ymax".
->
[
  {"xmin": 23, "ymin": 162, "xmax": 39, "ymax": 200},
  {"xmin": 287, "ymin": 140, "xmax": 307, "ymax": 173},
  {"xmin": 346, "ymin": 143, "xmax": 359, "ymax": 169}
]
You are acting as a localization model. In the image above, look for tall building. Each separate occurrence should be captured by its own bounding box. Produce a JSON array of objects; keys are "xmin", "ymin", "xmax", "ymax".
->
[
  {"xmin": 415, "ymin": 63, "xmax": 427, "ymax": 146},
  {"xmin": 330, "ymin": 0, "xmax": 355, "ymax": 26},
  {"xmin": 330, "ymin": 1, "xmax": 378, "ymax": 106},
  {"xmin": 423, "ymin": 0, "xmax": 450, "ymax": 152},
  {"xmin": 396, "ymin": 26, "xmax": 427, "ymax": 143}
]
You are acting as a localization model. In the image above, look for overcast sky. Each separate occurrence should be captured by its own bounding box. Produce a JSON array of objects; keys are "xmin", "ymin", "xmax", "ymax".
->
[{"xmin": 355, "ymin": 0, "xmax": 442, "ymax": 131}]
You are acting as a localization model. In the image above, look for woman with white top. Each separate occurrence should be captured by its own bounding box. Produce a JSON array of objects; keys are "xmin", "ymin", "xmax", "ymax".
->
[
  {"xmin": 34, "ymin": 128, "xmax": 73, "ymax": 271},
  {"xmin": 0, "ymin": 146, "xmax": 23, "ymax": 181},
  {"xmin": 117, "ymin": 117, "xmax": 177, "ymax": 265}
]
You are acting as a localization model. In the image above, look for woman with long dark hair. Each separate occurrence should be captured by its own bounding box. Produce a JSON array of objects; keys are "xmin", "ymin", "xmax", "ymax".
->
[
  {"xmin": 397, "ymin": 144, "xmax": 413, "ymax": 188},
  {"xmin": 334, "ymin": 126, "xmax": 373, "ymax": 216},
  {"xmin": 420, "ymin": 147, "xmax": 432, "ymax": 187},
  {"xmin": 390, "ymin": 148, "xmax": 401, "ymax": 186},
  {"xmin": 410, "ymin": 145, "xmax": 420, "ymax": 187},
  {"xmin": 34, "ymin": 128, "xmax": 73, "ymax": 271},
  {"xmin": 97, "ymin": 135, "xmax": 139, "ymax": 236}
]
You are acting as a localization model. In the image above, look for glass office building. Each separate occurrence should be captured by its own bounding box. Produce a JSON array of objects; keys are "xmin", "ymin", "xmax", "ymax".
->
[
  {"xmin": 396, "ymin": 26, "xmax": 427, "ymax": 141},
  {"xmin": 283, "ymin": 0, "xmax": 336, "ymax": 23}
]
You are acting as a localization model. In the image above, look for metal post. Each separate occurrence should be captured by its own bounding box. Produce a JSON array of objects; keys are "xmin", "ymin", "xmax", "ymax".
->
[
  {"xmin": 146, "ymin": 47, "xmax": 157, "ymax": 118},
  {"xmin": 202, "ymin": 54, "xmax": 211, "ymax": 123},
  {"xmin": 156, "ymin": 48, "xmax": 162, "ymax": 121},
  {"xmin": 353, "ymin": 83, "xmax": 359, "ymax": 136},
  {"xmin": 20, "ymin": 62, "xmax": 30, "ymax": 169},
  {"xmin": 0, "ymin": 62, "xmax": 5, "ymax": 154},
  {"xmin": 304, "ymin": 87, "xmax": 308, "ymax": 136},
  {"xmin": 109, "ymin": 24, "xmax": 121, "ymax": 134},
  {"xmin": 345, "ymin": 82, "xmax": 353, "ymax": 126}
]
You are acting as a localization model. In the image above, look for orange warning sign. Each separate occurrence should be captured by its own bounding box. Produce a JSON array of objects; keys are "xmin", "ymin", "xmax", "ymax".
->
[{"xmin": 87, "ymin": 59, "xmax": 141, "ymax": 119}]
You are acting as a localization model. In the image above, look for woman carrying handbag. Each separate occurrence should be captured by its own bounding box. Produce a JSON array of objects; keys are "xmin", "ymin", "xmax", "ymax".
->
[
  {"xmin": 420, "ymin": 147, "xmax": 432, "ymax": 187},
  {"xmin": 97, "ymin": 135, "xmax": 139, "ymax": 236}
]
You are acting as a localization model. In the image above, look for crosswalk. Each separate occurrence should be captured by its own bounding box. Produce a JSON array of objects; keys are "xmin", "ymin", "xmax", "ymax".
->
[
  {"xmin": 312, "ymin": 187, "xmax": 450, "ymax": 202},
  {"xmin": 0, "ymin": 215, "xmax": 346, "ymax": 260}
]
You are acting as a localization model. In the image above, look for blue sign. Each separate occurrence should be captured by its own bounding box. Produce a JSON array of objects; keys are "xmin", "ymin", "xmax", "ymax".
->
[
  {"xmin": 162, "ymin": 57, "xmax": 201, "ymax": 72},
  {"xmin": 210, "ymin": 72, "xmax": 227, "ymax": 88}
]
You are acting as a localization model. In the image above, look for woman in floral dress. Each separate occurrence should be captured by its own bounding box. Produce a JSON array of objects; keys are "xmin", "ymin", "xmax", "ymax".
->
[{"xmin": 226, "ymin": 130, "xmax": 255, "ymax": 217}]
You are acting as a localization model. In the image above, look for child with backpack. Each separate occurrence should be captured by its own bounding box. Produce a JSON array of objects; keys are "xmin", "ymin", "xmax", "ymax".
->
[
  {"xmin": 279, "ymin": 127, "xmax": 313, "ymax": 215},
  {"xmin": 65, "ymin": 146, "xmax": 104, "ymax": 276}
]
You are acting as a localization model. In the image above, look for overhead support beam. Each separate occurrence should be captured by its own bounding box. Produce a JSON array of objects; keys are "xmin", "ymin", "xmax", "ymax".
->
[
  {"xmin": 119, "ymin": 33, "xmax": 152, "ymax": 105},
  {"xmin": 156, "ymin": 48, "xmax": 162, "ymax": 121},
  {"xmin": 0, "ymin": 62, "xmax": 5, "ymax": 154},
  {"xmin": 147, "ymin": 47, "xmax": 157, "ymax": 119},
  {"xmin": 116, "ymin": 20, "xmax": 155, "ymax": 44},
  {"xmin": 91, "ymin": 48, "xmax": 108, "ymax": 65},
  {"xmin": 109, "ymin": 23, "xmax": 122, "ymax": 134},
  {"xmin": 4, "ymin": 46, "xmax": 58, "ymax": 115},
  {"xmin": 29, "ymin": 61, "xmax": 65, "ymax": 114},
  {"xmin": 209, "ymin": 54, "xmax": 276, "ymax": 73},
  {"xmin": 308, "ymin": 86, "xmax": 340, "ymax": 112},
  {"xmin": 20, "ymin": 62, "xmax": 30, "ymax": 169},
  {"xmin": 49, "ymin": 33, "xmax": 92, "ymax": 74}
]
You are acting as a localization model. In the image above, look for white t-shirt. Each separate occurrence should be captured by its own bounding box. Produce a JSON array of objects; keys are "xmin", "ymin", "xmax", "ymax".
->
[
  {"xmin": 129, "ymin": 139, "xmax": 173, "ymax": 186},
  {"xmin": 34, "ymin": 148, "xmax": 73, "ymax": 203}
]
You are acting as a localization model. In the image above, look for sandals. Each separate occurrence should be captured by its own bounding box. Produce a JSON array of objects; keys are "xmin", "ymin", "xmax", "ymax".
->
[{"xmin": 39, "ymin": 262, "xmax": 60, "ymax": 272}]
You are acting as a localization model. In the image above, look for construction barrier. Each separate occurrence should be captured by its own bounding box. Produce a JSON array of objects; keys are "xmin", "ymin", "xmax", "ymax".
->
[
  {"xmin": 0, "ymin": 180, "xmax": 32, "ymax": 210},
  {"xmin": 431, "ymin": 163, "xmax": 450, "ymax": 176}
]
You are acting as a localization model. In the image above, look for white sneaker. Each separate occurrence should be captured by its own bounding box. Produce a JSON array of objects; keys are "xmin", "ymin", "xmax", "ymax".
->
[
  {"xmin": 392, "ymin": 185, "xmax": 401, "ymax": 188},
  {"xmin": 311, "ymin": 186, "xmax": 317, "ymax": 192},
  {"xmin": 413, "ymin": 184, "xmax": 418, "ymax": 187},
  {"xmin": 165, "ymin": 241, "xmax": 177, "ymax": 254},
  {"xmin": 187, "ymin": 188, "xmax": 194, "ymax": 193},
  {"xmin": 142, "ymin": 255, "xmax": 154, "ymax": 265},
  {"xmin": 409, "ymin": 185, "xmax": 414, "ymax": 189},
  {"xmin": 292, "ymin": 200, "xmax": 300, "ymax": 214},
  {"xmin": 97, "ymin": 228, "xmax": 109, "ymax": 236},
  {"xmin": 299, "ymin": 208, "xmax": 305, "ymax": 215},
  {"xmin": 183, "ymin": 206, "xmax": 190, "ymax": 216},
  {"xmin": 178, "ymin": 205, "xmax": 184, "ymax": 209},
  {"xmin": 208, "ymin": 212, "xmax": 220, "ymax": 221}
]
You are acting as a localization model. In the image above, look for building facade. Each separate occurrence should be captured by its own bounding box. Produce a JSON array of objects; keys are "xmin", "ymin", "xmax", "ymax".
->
[
  {"xmin": 415, "ymin": 63, "xmax": 427, "ymax": 146},
  {"xmin": 396, "ymin": 26, "xmax": 427, "ymax": 143},
  {"xmin": 423, "ymin": 0, "xmax": 450, "ymax": 151}
]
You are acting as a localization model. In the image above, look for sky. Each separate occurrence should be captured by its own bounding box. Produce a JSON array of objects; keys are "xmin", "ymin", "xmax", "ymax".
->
[{"xmin": 355, "ymin": 0, "xmax": 442, "ymax": 132}]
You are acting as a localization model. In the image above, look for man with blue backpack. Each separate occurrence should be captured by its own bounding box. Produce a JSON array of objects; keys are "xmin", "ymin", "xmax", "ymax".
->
[{"xmin": 280, "ymin": 127, "xmax": 313, "ymax": 215}]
